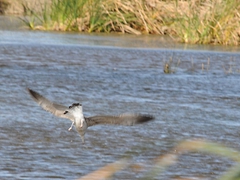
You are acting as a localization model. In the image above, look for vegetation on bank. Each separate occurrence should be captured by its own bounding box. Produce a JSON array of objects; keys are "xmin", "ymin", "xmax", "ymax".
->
[
  {"xmin": 15, "ymin": 0, "xmax": 240, "ymax": 45},
  {"xmin": 0, "ymin": 0, "xmax": 9, "ymax": 14}
]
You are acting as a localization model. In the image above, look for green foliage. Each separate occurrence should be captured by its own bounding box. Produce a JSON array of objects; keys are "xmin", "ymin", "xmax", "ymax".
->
[
  {"xmin": 172, "ymin": 0, "xmax": 240, "ymax": 45},
  {"xmin": 50, "ymin": 0, "xmax": 87, "ymax": 31},
  {"xmin": 19, "ymin": 0, "xmax": 240, "ymax": 45}
]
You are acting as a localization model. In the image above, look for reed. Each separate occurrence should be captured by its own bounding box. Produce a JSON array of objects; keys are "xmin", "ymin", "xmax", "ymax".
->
[
  {"xmin": 0, "ymin": 0, "xmax": 10, "ymax": 14},
  {"xmin": 172, "ymin": 0, "xmax": 240, "ymax": 45},
  {"xmin": 19, "ymin": 0, "xmax": 240, "ymax": 45},
  {"xmin": 77, "ymin": 139, "xmax": 240, "ymax": 180},
  {"xmin": 223, "ymin": 57, "xmax": 240, "ymax": 74},
  {"xmin": 163, "ymin": 57, "xmax": 181, "ymax": 74},
  {"xmin": 202, "ymin": 58, "xmax": 210, "ymax": 72}
]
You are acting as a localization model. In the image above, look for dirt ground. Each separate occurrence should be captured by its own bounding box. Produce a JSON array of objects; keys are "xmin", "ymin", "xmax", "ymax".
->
[{"xmin": 4, "ymin": 0, "xmax": 46, "ymax": 15}]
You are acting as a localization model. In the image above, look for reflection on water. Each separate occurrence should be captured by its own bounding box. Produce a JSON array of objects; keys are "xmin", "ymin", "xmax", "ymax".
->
[{"xmin": 0, "ymin": 30, "xmax": 240, "ymax": 179}]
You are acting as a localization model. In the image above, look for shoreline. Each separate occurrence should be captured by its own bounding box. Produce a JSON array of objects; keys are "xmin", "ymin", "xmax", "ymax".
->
[
  {"xmin": 0, "ymin": 0, "xmax": 48, "ymax": 30},
  {"xmin": 1, "ymin": 0, "xmax": 239, "ymax": 45},
  {"xmin": 0, "ymin": 15, "xmax": 26, "ymax": 30}
]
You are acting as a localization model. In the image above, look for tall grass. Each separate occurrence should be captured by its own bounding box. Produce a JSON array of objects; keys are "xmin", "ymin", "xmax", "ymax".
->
[
  {"xmin": 21, "ymin": 0, "xmax": 83, "ymax": 30},
  {"xmin": 20, "ymin": 0, "xmax": 240, "ymax": 45},
  {"xmin": 20, "ymin": 0, "xmax": 166, "ymax": 33},
  {"xmin": 0, "ymin": 0, "xmax": 10, "ymax": 15},
  {"xmin": 172, "ymin": 0, "xmax": 240, "ymax": 45}
]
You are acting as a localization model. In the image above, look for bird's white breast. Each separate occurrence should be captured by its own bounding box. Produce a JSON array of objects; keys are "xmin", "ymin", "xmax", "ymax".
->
[{"xmin": 71, "ymin": 105, "xmax": 85, "ymax": 128}]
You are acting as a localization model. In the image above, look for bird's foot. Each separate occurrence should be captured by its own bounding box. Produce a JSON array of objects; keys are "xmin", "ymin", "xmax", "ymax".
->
[{"xmin": 68, "ymin": 122, "xmax": 74, "ymax": 131}]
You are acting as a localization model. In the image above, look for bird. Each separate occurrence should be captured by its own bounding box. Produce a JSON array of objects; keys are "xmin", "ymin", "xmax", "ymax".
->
[{"xmin": 27, "ymin": 88, "xmax": 154, "ymax": 143}]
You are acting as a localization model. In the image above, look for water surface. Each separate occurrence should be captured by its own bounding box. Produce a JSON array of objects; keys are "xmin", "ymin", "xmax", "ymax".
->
[{"xmin": 0, "ymin": 30, "xmax": 240, "ymax": 179}]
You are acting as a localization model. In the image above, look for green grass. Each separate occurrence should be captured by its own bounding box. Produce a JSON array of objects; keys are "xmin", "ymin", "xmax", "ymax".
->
[
  {"xmin": 19, "ymin": 0, "xmax": 240, "ymax": 45},
  {"xmin": 172, "ymin": 0, "xmax": 240, "ymax": 45}
]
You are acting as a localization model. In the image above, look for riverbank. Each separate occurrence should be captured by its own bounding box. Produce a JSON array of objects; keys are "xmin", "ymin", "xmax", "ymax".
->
[
  {"xmin": 0, "ymin": 0, "xmax": 47, "ymax": 29},
  {"xmin": 1, "ymin": 0, "xmax": 240, "ymax": 45}
]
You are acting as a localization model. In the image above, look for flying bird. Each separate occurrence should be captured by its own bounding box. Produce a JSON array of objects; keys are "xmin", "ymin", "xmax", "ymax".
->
[{"xmin": 27, "ymin": 88, "xmax": 154, "ymax": 143}]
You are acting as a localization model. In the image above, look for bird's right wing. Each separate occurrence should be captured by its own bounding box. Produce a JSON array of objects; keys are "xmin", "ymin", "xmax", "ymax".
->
[
  {"xmin": 27, "ymin": 88, "xmax": 74, "ymax": 122},
  {"xmin": 85, "ymin": 113, "xmax": 154, "ymax": 127}
]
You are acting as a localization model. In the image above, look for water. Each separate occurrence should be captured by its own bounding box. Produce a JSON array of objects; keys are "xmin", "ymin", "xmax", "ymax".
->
[{"xmin": 0, "ymin": 29, "xmax": 240, "ymax": 180}]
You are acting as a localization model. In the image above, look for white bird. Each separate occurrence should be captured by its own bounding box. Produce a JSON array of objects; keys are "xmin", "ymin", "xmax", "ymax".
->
[{"xmin": 27, "ymin": 88, "xmax": 154, "ymax": 143}]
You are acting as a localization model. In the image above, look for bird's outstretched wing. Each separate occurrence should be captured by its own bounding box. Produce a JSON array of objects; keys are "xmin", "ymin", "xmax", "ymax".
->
[
  {"xmin": 85, "ymin": 113, "xmax": 154, "ymax": 127},
  {"xmin": 27, "ymin": 88, "xmax": 74, "ymax": 122}
]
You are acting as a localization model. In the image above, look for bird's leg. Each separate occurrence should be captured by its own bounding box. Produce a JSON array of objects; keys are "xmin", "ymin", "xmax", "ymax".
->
[
  {"xmin": 80, "ymin": 120, "xmax": 83, "ymax": 128},
  {"xmin": 81, "ymin": 136, "xmax": 85, "ymax": 144},
  {"xmin": 68, "ymin": 121, "xmax": 74, "ymax": 131}
]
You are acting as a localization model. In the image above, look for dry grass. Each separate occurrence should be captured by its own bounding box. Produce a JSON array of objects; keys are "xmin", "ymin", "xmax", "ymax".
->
[
  {"xmin": 78, "ymin": 159, "xmax": 129, "ymax": 180},
  {"xmin": 170, "ymin": 0, "xmax": 240, "ymax": 45},
  {"xmin": 18, "ymin": 0, "xmax": 240, "ymax": 45},
  {"xmin": 0, "ymin": 0, "xmax": 10, "ymax": 14}
]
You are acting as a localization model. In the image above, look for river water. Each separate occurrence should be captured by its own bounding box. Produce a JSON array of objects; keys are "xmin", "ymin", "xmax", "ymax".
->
[{"xmin": 0, "ymin": 29, "xmax": 240, "ymax": 180}]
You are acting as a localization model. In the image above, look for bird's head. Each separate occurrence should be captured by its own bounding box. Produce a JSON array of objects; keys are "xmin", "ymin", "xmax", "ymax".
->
[{"xmin": 64, "ymin": 103, "xmax": 82, "ymax": 114}]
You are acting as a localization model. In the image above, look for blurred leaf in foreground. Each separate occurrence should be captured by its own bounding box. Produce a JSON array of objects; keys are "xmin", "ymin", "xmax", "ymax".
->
[{"xmin": 78, "ymin": 158, "xmax": 129, "ymax": 180}]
